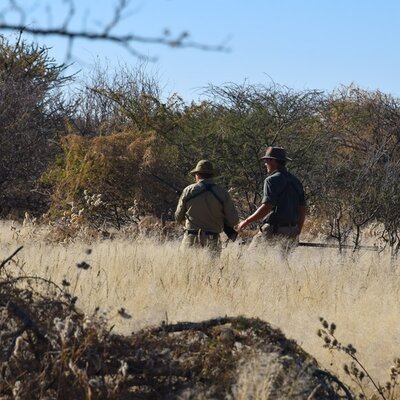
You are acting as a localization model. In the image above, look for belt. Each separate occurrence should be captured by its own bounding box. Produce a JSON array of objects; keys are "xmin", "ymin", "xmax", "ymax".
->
[{"xmin": 186, "ymin": 229, "xmax": 219, "ymax": 237}]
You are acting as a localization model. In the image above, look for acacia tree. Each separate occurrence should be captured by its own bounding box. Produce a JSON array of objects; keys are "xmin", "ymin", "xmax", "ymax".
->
[
  {"xmin": 204, "ymin": 83, "xmax": 325, "ymax": 210},
  {"xmin": 0, "ymin": 35, "xmax": 71, "ymax": 216},
  {"xmin": 317, "ymin": 87, "xmax": 400, "ymax": 251},
  {"xmin": 41, "ymin": 65, "xmax": 185, "ymax": 229}
]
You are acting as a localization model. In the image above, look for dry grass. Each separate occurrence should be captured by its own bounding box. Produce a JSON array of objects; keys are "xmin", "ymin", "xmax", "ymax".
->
[{"xmin": 2, "ymin": 220, "xmax": 400, "ymax": 396}]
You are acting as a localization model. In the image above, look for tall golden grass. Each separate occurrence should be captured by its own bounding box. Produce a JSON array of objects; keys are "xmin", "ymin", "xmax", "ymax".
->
[{"xmin": 2, "ymin": 220, "xmax": 399, "ymax": 393}]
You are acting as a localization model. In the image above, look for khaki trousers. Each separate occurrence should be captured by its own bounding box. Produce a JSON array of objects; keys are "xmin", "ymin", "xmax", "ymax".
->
[
  {"xmin": 250, "ymin": 223, "xmax": 299, "ymax": 250},
  {"xmin": 181, "ymin": 231, "xmax": 221, "ymax": 255}
]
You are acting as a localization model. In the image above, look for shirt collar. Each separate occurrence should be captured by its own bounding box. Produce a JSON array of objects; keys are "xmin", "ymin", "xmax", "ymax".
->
[
  {"xmin": 268, "ymin": 166, "xmax": 287, "ymax": 176},
  {"xmin": 198, "ymin": 178, "xmax": 215, "ymax": 184}
]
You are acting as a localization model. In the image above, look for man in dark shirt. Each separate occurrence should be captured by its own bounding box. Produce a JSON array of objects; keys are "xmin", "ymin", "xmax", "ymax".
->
[{"xmin": 236, "ymin": 146, "xmax": 306, "ymax": 244}]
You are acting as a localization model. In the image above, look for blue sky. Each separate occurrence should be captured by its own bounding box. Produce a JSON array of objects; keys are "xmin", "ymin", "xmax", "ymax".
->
[{"xmin": 3, "ymin": 0, "xmax": 400, "ymax": 100}]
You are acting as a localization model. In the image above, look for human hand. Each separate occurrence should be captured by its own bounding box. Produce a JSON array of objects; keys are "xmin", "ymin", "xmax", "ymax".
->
[{"xmin": 236, "ymin": 219, "xmax": 249, "ymax": 232}]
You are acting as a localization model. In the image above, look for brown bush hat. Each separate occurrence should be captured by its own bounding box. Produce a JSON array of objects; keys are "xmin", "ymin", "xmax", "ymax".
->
[
  {"xmin": 260, "ymin": 146, "xmax": 292, "ymax": 161},
  {"xmin": 190, "ymin": 160, "xmax": 218, "ymax": 176}
]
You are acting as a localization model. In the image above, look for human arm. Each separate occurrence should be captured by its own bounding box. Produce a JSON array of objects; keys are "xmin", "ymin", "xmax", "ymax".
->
[
  {"xmin": 236, "ymin": 203, "xmax": 272, "ymax": 232},
  {"xmin": 236, "ymin": 174, "xmax": 279, "ymax": 232},
  {"xmin": 174, "ymin": 191, "xmax": 187, "ymax": 224}
]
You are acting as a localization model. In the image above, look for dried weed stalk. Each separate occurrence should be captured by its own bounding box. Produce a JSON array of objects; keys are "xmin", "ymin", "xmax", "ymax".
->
[{"xmin": 318, "ymin": 317, "xmax": 400, "ymax": 400}]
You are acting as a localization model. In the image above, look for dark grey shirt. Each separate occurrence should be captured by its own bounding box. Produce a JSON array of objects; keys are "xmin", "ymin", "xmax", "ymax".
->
[{"xmin": 262, "ymin": 168, "xmax": 305, "ymax": 225}]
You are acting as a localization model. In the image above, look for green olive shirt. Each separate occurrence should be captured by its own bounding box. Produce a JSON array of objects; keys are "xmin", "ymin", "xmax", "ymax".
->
[
  {"xmin": 262, "ymin": 168, "xmax": 306, "ymax": 226},
  {"xmin": 175, "ymin": 178, "xmax": 239, "ymax": 233}
]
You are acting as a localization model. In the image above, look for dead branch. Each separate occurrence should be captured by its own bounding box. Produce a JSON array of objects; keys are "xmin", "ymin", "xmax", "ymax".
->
[
  {"xmin": 2, "ymin": 300, "xmax": 48, "ymax": 354},
  {"xmin": 313, "ymin": 369, "xmax": 354, "ymax": 400},
  {"xmin": 0, "ymin": 246, "xmax": 23, "ymax": 271},
  {"xmin": 0, "ymin": 275, "xmax": 65, "ymax": 294},
  {"xmin": 0, "ymin": 0, "xmax": 230, "ymax": 62},
  {"xmin": 152, "ymin": 317, "xmax": 232, "ymax": 334}
]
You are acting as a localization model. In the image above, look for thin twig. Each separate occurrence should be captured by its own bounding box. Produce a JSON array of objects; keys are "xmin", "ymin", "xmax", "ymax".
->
[
  {"xmin": 0, "ymin": 275, "xmax": 65, "ymax": 293},
  {"xmin": 0, "ymin": 246, "xmax": 23, "ymax": 270}
]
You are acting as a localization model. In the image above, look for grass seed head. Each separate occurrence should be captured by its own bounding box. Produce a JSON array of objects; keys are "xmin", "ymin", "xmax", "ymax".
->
[
  {"xmin": 76, "ymin": 261, "xmax": 90, "ymax": 270},
  {"xmin": 118, "ymin": 308, "xmax": 132, "ymax": 319}
]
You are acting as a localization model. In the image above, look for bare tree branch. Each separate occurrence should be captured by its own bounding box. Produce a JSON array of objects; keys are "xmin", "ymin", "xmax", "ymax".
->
[
  {"xmin": 0, "ymin": 0, "xmax": 230, "ymax": 62},
  {"xmin": 0, "ymin": 246, "xmax": 23, "ymax": 271}
]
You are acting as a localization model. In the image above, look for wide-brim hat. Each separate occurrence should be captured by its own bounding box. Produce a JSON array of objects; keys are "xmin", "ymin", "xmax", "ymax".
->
[
  {"xmin": 260, "ymin": 146, "xmax": 292, "ymax": 161},
  {"xmin": 190, "ymin": 159, "xmax": 218, "ymax": 176}
]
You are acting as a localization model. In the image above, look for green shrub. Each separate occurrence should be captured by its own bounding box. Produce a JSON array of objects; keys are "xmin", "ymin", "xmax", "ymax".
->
[{"xmin": 43, "ymin": 130, "xmax": 182, "ymax": 230}]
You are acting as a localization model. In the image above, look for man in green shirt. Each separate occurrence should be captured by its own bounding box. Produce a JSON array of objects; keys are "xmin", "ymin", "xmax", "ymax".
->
[
  {"xmin": 237, "ymin": 147, "xmax": 306, "ymax": 245},
  {"xmin": 175, "ymin": 160, "xmax": 239, "ymax": 253}
]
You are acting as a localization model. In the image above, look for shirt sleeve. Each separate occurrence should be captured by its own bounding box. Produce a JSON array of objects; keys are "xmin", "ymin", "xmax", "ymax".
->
[
  {"xmin": 174, "ymin": 189, "xmax": 187, "ymax": 224},
  {"xmin": 261, "ymin": 174, "xmax": 287, "ymax": 205}
]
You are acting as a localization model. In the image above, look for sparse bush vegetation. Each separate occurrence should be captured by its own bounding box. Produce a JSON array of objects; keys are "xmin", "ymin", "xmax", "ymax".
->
[
  {"xmin": 42, "ymin": 130, "xmax": 182, "ymax": 234},
  {"xmin": 2, "ymin": 34, "xmax": 400, "ymax": 251},
  {"xmin": 0, "ymin": 35, "xmax": 71, "ymax": 217}
]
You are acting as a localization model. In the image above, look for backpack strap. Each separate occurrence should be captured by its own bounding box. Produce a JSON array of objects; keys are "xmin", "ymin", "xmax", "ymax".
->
[
  {"xmin": 207, "ymin": 184, "xmax": 224, "ymax": 206},
  {"xmin": 185, "ymin": 182, "xmax": 223, "ymax": 206}
]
